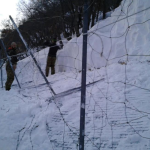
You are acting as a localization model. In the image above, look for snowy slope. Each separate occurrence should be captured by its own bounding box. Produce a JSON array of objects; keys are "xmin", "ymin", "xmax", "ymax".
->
[
  {"xmin": 1, "ymin": 0, "xmax": 150, "ymax": 150},
  {"xmin": 56, "ymin": 0, "xmax": 150, "ymax": 72}
]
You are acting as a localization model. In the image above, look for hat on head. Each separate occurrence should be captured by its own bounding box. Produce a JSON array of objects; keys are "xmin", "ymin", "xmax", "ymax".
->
[{"xmin": 11, "ymin": 42, "xmax": 17, "ymax": 46}]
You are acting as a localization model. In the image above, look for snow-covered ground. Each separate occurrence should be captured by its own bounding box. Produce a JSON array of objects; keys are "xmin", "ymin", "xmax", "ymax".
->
[{"xmin": 1, "ymin": 0, "xmax": 150, "ymax": 149}]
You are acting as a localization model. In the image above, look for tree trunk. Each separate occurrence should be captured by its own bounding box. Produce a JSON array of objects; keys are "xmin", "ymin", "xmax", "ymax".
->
[
  {"xmin": 74, "ymin": 5, "xmax": 80, "ymax": 37},
  {"xmin": 103, "ymin": 0, "xmax": 106, "ymax": 19}
]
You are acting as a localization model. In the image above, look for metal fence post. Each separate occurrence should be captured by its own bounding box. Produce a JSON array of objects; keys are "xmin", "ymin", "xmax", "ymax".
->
[
  {"xmin": 0, "ymin": 46, "xmax": 3, "ymax": 88},
  {"xmin": 0, "ymin": 39, "xmax": 21, "ymax": 89},
  {"xmin": 79, "ymin": 0, "xmax": 88, "ymax": 150},
  {"xmin": 9, "ymin": 15, "xmax": 56, "ymax": 96},
  {"xmin": 1, "ymin": 66, "xmax": 2, "ymax": 88}
]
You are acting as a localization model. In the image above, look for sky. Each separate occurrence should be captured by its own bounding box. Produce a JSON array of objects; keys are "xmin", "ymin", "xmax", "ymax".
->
[{"xmin": 0, "ymin": 0, "xmax": 22, "ymax": 30}]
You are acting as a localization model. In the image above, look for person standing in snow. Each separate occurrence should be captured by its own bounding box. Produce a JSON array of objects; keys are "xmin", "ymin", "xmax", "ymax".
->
[
  {"xmin": 5, "ymin": 42, "xmax": 18, "ymax": 91},
  {"xmin": 45, "ymin": 39, "xmax": 60, "ymax": 76}
]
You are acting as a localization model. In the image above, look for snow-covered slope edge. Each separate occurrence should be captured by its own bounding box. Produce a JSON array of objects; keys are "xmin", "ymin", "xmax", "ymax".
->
[
  {"xmin": 0, "ymin": 0, "xmax": 150, "ymax": 150},
  {"xmin": 56, "ymin": 0, "xmax": 150, "ymax": 72}
]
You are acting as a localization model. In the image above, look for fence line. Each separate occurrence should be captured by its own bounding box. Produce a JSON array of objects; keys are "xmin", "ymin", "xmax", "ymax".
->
[{"xmin": 0, "ymin": 0, "xmax": 150, "ymax": 149}]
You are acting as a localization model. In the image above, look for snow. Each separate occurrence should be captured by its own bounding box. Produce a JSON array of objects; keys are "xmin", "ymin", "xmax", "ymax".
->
[{"xmin": 1, "ymin": 0, "xmax": 150, "ymax": 149}]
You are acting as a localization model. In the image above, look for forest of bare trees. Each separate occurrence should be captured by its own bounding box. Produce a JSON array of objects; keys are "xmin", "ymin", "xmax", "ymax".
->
[{"xmin": 0, "ymin": 0, "xmax": 122, "ymax": 51}]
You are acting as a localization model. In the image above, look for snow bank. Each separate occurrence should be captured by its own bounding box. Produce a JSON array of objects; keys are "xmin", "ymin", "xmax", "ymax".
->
[
  {"xmin": 1, "ymin": 0, "xmax": 150, "ymax": 150},
  {"xmin": 56, "ymin": 0, "xmax": 150, "ymax": 72}
]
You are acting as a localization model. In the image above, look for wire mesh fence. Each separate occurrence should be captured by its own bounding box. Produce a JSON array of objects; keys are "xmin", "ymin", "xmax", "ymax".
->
[{"xmin": 0, "ymin": 0, "xmax": 150, "ymax": 150}]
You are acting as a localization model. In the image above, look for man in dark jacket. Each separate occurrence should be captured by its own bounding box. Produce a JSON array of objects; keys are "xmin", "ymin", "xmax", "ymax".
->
[
  {"xmin": 45, "ymin": 39, "xmax": 59, "ymax": 76},
  {"xmin": 5, "ymin": 42, "xmax": 18, "ymax": 91}
]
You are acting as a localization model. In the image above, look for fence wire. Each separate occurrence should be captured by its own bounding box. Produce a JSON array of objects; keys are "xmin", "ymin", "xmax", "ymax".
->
[{"xmin": 0, "ymin": 0, "xmax": 150, "ymax": 150}]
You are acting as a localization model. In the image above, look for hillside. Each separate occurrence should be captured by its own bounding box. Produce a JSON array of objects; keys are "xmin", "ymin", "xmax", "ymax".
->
[{"xmin": 0, "ymin": 0, "xmax": 150, "ymax": 150}]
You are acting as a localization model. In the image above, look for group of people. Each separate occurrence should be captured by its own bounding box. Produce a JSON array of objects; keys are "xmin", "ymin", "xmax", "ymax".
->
[{"xmin": 4, "ymin": 39, "xmax": 59, "ymax": 91}]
